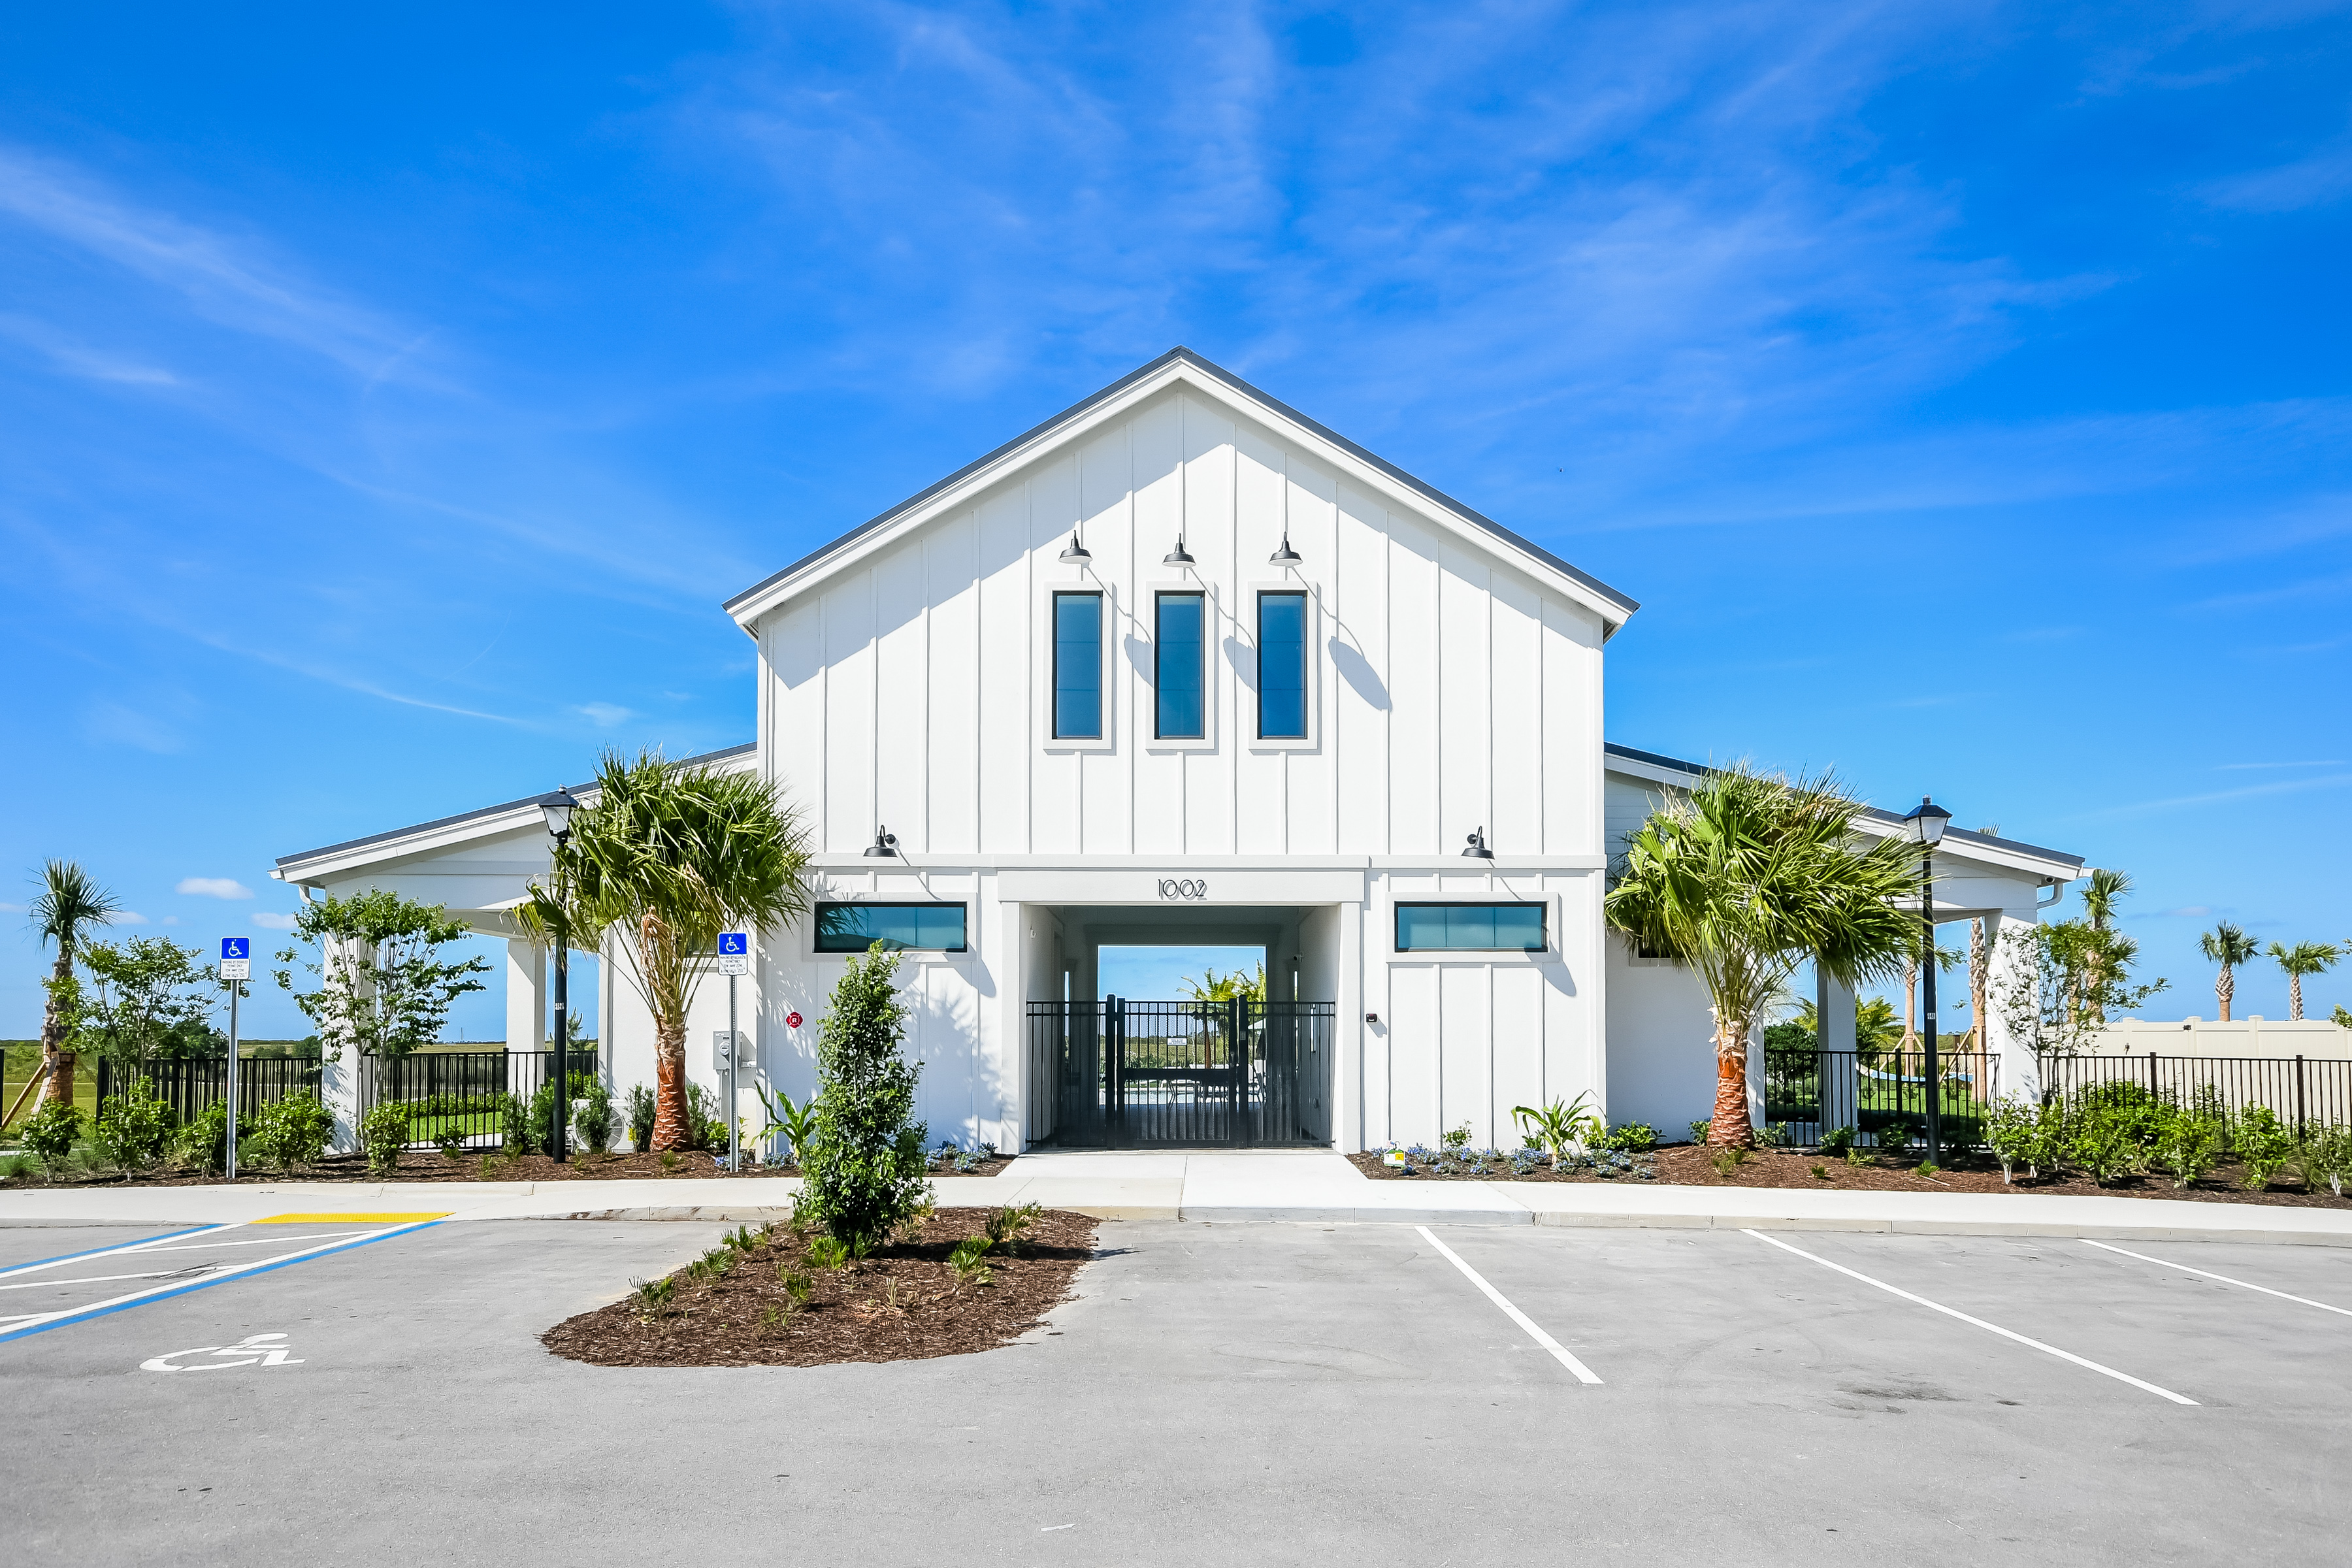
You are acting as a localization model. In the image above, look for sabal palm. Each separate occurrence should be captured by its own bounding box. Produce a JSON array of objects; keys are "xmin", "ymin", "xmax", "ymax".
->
[
  {"xmin": 2079, "ymin": 868, "xmax": 2132, "ymax": 1022},
  {"xmin": 523, "ymin": 751, "xmax": 812, "ymax": 1152},
  {"xmin": 29, "ymin": 859, "xmax": 121, "ymax": 1107},
  {"xmin": 2266, "ymin": 941, "xmax": 2339, "ymax": 1022},
  {"xmin": 2199, "ymin": 921, "xmax": 2258, "ymax": 1022},
  {"xmin": 1606, "ymin": 766, "xmax": 1920, "ymax": 1147}
]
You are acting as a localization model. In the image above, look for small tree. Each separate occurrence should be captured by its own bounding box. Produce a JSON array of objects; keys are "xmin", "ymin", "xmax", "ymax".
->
[
  {"xmin": 28, "ymin": 858, "xmax": 120, "ymax": 1110},
  {"xmin": 274, "ymin": 890, "xmax": 489, "ymax": 1060},
  {"xmin": 2199, "ymin": 921, "xmax": 2258, "ymax": 1022},
  {"xmin": 75, "ymin": 937, "xmax": 222, "ymax": 1076},
  {"xmin": 2265, "ymin": 941, "xmax": 2338, "ymax": 1022},
  {"xmin": 794, "ymin": 945, "xmax": 932, "ymax": 1252},
  {"xmin": 1993, "ymin": 923, "xmax": 2168, "ymax": 1058}
]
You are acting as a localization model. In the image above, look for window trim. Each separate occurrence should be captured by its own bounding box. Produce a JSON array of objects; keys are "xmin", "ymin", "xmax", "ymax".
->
[
  {"xmin": 1393, "ymin": 900, "xmax": 1549, "ymax": 953},
  {"xmin": 1036, "ymin": 579, "xmax": 1115, "ymax": 753},
  {"xmin": 811, "ymin": 900, "xmax": 970, "ymax": 955},
  {"xmin": 1245, "ymin": 581, "xmax": 1319, "ymax": 751}
]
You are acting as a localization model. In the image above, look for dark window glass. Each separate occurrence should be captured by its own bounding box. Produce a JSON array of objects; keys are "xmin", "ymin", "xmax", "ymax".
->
[
  {"xmin": 1258, "ymin": 591, "xmax": 1306, "ymax": 738},
  {"xmin": 1156, "ymin": 591, "xmax": 1204, "ymax": 739},
  {"xmin": 1394, "ymin": 903, "xmax": 1545, "ymax": 951},
  {"xmin": 1053, "ymin": 591, "xmax": 1102, "ymax": 739},
  {"xmin": 814, "ymin": 902, "xmax": 968, "ymax": 953}
]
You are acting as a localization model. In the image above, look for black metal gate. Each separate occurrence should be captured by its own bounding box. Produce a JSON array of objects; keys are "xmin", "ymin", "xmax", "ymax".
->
[{"xmin": 1029, "ymin": 998, "xmax": 1333, "ymax": 1147}]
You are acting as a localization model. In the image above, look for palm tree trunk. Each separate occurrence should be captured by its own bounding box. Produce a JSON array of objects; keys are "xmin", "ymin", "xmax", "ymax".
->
[
  {"xmin": 649, "ymin": 1015, "xmax": 689, "ymax": 1151},
  {"xmin": 2289, "ymin": 974, "xmax": 2304, "ymax": 1022},
  {"xmin": 1709, "ymin": 1015, "xmax": 1753, "ymax": 1147},
  {"xmin": 2217, "ymin": 966, "xmax": 2234, "ymax": 1023},
  {"xmin": 1969, "ymin": 918, "xmax": 1990, "ymax": 1057},
  {"xmin": 39, "ymin": 945, "xmax": 73, "ymax": 1109},
  {"xmin": 1898, "ymin": 961, "xmax": 1918, "ymax": 1051}
]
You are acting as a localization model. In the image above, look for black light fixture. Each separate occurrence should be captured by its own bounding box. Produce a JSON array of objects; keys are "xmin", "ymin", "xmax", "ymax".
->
[
  {"xmin": 1164, "ymin": 536, "xmax": 1196, "ymax": 566},
  {"xmin": 1269, "ymin": 531, "xmax": 1303, "ymax": 566},
  {"xmin": 1058, "ymin": 530, "xmax": 1091, "ymax": 564},
  {"xmin": 537, "ymin": 785, "xmax": 579, "ymax": 840},
  {"xmin": 1901, "ymin": 793, "xmax": 1952, "ymax": 1167},
  {"xmin": 1462, "ymin": 826, "xmax": 1494, "ymax": 859},
  {"xmin": 536, "ymin": 785, "xmax": 580, "ymax": 1166},
  {"xmin": 864, "ymin": 825, "xmax": 901, "ymax": 858},
  {"xmin": 1902, "ymin": 796, "xmax": 1952, "ymax": 846}
]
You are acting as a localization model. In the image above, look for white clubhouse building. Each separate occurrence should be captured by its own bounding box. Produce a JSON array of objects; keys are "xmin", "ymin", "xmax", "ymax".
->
[{"xmin": 274, "ymin": 349, "xmax": 2082, "ymax": 1153}]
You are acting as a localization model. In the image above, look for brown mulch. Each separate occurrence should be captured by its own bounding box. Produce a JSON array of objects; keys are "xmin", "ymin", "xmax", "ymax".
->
[
  {"xmin": 0, "ymin": 1149, "xmax": 1019, "ymax": 1188},
  {"xmin": 542, "ymin": 1207, "xmax": 1098, "ymax": 1367},
  {"xmin": 1347, "ymin": 1146, "xmax": 2352, "ymax": 1208}
]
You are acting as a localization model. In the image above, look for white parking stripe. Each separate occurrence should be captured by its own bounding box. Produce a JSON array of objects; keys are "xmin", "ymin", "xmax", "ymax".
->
[
  {"xmin": 0, "ymin": 1225, "xmax": 241, "ymax": 1283},
  {"xmin": 2080, "ymin": 1239, "xmax": 2352, "ymax": 1318},
  {"xmin": 1414, "ymin": 1225, "xmax": 1603, "ymax": 1384},
  {"xmin": 1744, "ymin": 1230, "xmax": 2198, "ymax": 1406},
  {"xmin": 0, "ymin": 1266, "xmax": 222, "ymax": 1292}
]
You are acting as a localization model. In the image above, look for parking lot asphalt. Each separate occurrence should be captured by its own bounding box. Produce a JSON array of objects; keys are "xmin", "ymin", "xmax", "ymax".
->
[{"xmin": 2, "ymin": 1217, "xmax": 2345, "ymax": 1565}]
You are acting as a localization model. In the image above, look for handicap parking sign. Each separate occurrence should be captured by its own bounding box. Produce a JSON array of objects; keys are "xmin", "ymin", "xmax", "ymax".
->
[
  {"xmin": 220, "ymin": 937, "xmax": 251, "ymax": 981},
  {"xmin": 717, "ymin": 931, "xmax": 747, "ymax": 975}
]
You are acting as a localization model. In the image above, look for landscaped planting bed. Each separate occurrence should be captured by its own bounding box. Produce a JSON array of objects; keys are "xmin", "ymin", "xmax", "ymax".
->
[
  {"xmin": 1347, "ymin": 1145, "xmax": 2352, "ymax": 1207},
  {"xmin": 0, "ymin": 1147, "xmax": 1020, "ymax": 1187},
  {"xmin": 543, "ymin": 1207, "xmax": 1097, "ymax": 1367}
]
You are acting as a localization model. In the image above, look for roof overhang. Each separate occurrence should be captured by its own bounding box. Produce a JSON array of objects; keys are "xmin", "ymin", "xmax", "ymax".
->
[{"xmin": 723, "ymin": 346, "xmax": 1640, "ymax": 638}]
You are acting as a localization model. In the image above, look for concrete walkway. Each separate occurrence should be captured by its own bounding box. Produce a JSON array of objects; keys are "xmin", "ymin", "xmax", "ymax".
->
[{"xmin": 5, "ymin": 1149, "xmax": 2351, "ymax": 1245}]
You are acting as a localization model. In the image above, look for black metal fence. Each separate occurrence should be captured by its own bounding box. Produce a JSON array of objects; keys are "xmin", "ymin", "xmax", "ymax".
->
[
  {"xmin": 1028, "ymin": 999, "xmax": 1333, "ymax": 1148},
  {"xmin": 2036, "ymin": 1052, "xmax": 2352, "ymax": 1138},
  {"xmin": 1762, "ymin": 1047, "xmax": 1997, "ymax": 1147},
  {"xmin": 93, "ymin": 1054, "xmax": 322, "ymax": 1125},
  {"xmin": 359, "ymin": 1049, "xmax": 598, "ymax": 1148}
]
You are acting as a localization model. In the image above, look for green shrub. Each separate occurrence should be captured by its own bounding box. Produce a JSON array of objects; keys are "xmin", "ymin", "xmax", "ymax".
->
[
  {"xmin": 2068, "ymin": 1105, "xmax": 2142, "ymax": 1186},
  {"xmin": 1687, "ymin": 1119, "xmax": 1712, "ymax": 1147},
  {"xmin": 1982, "ymin": 1098, "xmax": 2038, "ymax": 1183},
  {"xmin": 1818, "ymin": 1125, "xmax": 1856, "ymax": 1155},
  {"xmin": 361, "ymin": 1103, "xmax": 411, "ymax": 1177},
  {"xmin": 249, "ymin": 1092, "xmax": 335, "ymax": 1173},
  {"xmin": 20, "ymin": 1099, "xmax": 84, "ymax": 1175},
  {"xmin": 432, "ymin": 1122, "xmax": 468, "ymax": 1162},
  {"xmin": 2234, "ymin": 1105, "xmax": 2296, "ymax": 1190},
  {"xmin": 178, "ymin": 1100, "xmax": 231, "ymax": 1177},
  {"xmin": 1876, "ymin": 1122, "xmax": 1909, "ymax": 1160},
  {"xmin": 985, "ymin": 1202, "xmax": 1040, "ymax": 1253},
  {"xmin": 793, "ymin": 945, "xmax": 932, "ymax": 1254},
  {"xmin": 91, "ymin": 1075, "xmax": 174, "ymax": 1176},
  {"xmin": 685, "ymin": 1081, "xmax": 727, "ymax": 1152},
  {"xmin": 949, "ymin": 1236, "xmax": 994, "ymax": 1289},
  {"xmin": 625, "ymin": 1083, "xmax": 656, "ymax": 1152},
  {"xmin": 1599, "ymin": 1121, "xmax": 1658, "ymax": 1153},
  {"xmin": 2154, "ymin": 1113, "xmax": 2223, "ymax": 1188},
  {"xmin": 498, "ymin": 1092, "xmax": 534, "ymax": 1156},
  {"xmin": 2296, "ymin": 1126, "xmax": 2352, "ymax": 1198},
  {"xmin": 572, "ymin": 1079, "xmax": 615, "ymax": 1154}
]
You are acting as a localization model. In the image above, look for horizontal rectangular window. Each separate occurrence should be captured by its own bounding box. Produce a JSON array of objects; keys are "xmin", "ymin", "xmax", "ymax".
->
[
  {"xmin": 1053, "ymin": 591, "xmax": 1103, "ymax": 740},
  {"xmin": 814, "ymin": 902, "xmax": 968, "ymax": 953},
  {"xmin": 1156, "ymin": 591, "xmax": 1204, "ymax": 740},
  {"xmin": 1395, "ymin": 903, "xmax": 1545, "ymax": 952},
  {"xmin": 1258, "ymin": 590, "xmax": 1306, "ymax": 739}
]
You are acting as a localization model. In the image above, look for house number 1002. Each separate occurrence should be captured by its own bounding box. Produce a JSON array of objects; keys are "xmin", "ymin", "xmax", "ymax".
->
[{"xmin": 1158, "ymin": 878, "xmax": 1208, "ymax": 900}]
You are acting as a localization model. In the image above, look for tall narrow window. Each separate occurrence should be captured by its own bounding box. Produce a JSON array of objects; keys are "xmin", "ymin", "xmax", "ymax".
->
[
  {"xmin": 1257, "ymin": 590, "xmax": 1307, "ymax": 739},
  {"xmin": 1155, "ymin": 591, "xmax": 1204, "ymax": 739},
  {"xmin": 1052, "ymin": 591, "xmax": 1103, "ymax": 739}
]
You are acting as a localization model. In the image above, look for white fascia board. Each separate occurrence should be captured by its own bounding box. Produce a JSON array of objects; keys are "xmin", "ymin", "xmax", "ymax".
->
[
  {"xmin": 725, "ymin": 359, "xmax": 1636, "ymax": 636},
  {"xmin": 1605, "ymin": 757, "xmax": 1705, "ymax": 792},
  {"xmin": 275, "ymin": 806, "xmax": 550, "ymax": 887}
]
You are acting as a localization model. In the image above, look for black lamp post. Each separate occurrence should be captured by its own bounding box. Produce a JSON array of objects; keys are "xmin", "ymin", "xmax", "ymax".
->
[
  {"xmin": 539, "ymin": 785, "xmax": 579, "ymax": 1164},
  {"xmin": 1902, "ymin": 795, "xmax": 1952, "ymax": 1164}
]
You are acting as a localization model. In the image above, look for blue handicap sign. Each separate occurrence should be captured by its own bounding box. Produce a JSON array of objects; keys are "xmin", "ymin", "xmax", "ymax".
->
[
  {"xmin": 221, "ymin": 938, "xmax": 250, "ymax": 960},
  {"xmin": 717, "ymin": 932, "xmax": 747, "ymax": 956}
]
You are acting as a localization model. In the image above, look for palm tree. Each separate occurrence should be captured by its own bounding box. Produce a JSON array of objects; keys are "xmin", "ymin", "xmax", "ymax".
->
[
  {"xmin": 2266, "ymin": 941, "xmax": 2339, "ymax": 1022},
  {"xmin": 2078, "ymin": 868, "xmax": 2131, "ymax": 1022},
  {"xmin": 29, "ymin": 859, "xmax": 122, "ymax": 1110},
  {"xmin": 523, "ymin": 751, "xmax": 812, "ymax": 1152},
  {"xmin": 2199, "ymin": 921, "xmax": 2258, "ymax": 1022},
  {"xmin": 1607, "ymin": 765, "xmax": 1919, "ymax": 1147}
]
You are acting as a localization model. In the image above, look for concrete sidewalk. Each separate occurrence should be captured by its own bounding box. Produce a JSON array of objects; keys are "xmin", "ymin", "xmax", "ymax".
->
[{"xmin": 5, "ymin": 1149, "xmax": 2351, "ymax": 1245}]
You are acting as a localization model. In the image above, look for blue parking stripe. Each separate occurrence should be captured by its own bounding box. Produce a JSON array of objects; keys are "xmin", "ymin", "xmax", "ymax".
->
[
  {"xmin": 0, "ymin": 1221, "xmax": 443, "ymax": 1345},
  {"xmin": 0, "ymin": 1225, "xmax": 229, "ymax": 1277}
]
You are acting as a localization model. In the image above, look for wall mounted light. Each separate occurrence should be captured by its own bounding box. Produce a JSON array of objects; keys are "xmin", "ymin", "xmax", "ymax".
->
[
  {"xmin": 1058, "ymin": 531, "xmax": 1091, "ymax": 564},
  {"xmin": 1164, "ymin": 536, "xmax": 1196, "ymax": 566},
  {"xmin": 1462, "ymin": 827, "xmax": 1494, "ymax": 859},
  {"xmin": 864, "ymin": 826, "xmax": 901, "ymax": 858},
  {"xmin": 1268, "ymin": 532, "xmax": 1302, "ymax": 566}
]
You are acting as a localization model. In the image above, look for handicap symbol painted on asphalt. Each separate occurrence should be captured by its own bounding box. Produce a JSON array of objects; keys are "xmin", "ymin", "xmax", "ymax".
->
[{"xmin": 142, "ymin": 1333, "xmax": 303, "ymax": 1373}]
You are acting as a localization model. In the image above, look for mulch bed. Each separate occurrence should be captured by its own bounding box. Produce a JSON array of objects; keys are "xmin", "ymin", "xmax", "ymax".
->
[
  {"xmin": 0, "ymin": 1149, "xmax": 1019, "ymax": 1188},
  {"xmin": 542, "ymin": 1207, "xmax": 1098, "ymax": 1367},
  {"xmin": 1347, "ymin": 1146, "xmax": 2352, "ymax": 1208}
]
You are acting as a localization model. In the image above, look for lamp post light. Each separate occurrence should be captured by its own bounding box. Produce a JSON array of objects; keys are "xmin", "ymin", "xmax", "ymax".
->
[
  {"xmin": 539, "ymin": 785, "xmax": 579, "ymax": 1164},
  {"xmin": 1902, "ymin": 795, "xmax": 1952, "ymax": 1166}
]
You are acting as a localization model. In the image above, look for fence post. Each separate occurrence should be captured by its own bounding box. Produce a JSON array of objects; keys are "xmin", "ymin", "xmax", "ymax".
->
[{"xmin": 2296, "ymin": 1054, "xmax": 2308, "ymax": 1132}]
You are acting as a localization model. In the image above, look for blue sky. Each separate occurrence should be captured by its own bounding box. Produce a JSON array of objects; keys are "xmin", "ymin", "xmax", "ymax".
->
[{"xmin": 4, "ymin": 2, "xmax": 2349, "ymax": 1039}]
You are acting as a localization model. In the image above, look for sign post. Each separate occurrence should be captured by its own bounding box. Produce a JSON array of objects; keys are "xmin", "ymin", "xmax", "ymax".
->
[
  {"xmin": 718, "ymin": 932, "xmax": 748, "ymax": 1171},
  {"xmin": 219, "ymin": 939, "xmax": 250, "ymax": 1181}
]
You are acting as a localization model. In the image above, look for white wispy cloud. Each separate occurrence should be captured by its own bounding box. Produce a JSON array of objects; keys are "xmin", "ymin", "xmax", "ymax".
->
[
  {"xmin": 177, "ymin": 877, "xmax": 254, "ymax": 900},
  {"xmin": 251, "ymin": 911, "xmax": 299, "ymax": 931},
  {"xmin": 0, "ymin": 313, "xmax": 179, "ymax": 386},
  {"xmin": 2217, "ymin": 760, "xmax": 2345, "ymax": 770},
  {"xmin": 576, "ymin": 702, "xmax": 634, "ymax": 727},
  {"xmin": 2157, "ymin": 905, "xmax": 2215, "ymax": 917},
  {"xmin": 2071, "ymin": 771, "xmax": 2352, "ymax": 821}
]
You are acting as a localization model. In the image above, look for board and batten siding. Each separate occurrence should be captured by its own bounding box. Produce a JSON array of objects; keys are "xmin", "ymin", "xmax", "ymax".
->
[{"xmin": 757, "ymin": 387, "xmax": 1606, "ymax": 858}]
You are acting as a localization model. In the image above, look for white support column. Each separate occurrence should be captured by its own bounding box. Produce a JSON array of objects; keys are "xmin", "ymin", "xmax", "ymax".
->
[
  {"xmin": 504, "ymin": 939, "xmax": 546, "ymax": 1054},
  {"xmin": 316, "ymin": 933, "xmax": 363, "ymax": 1154},
  {"xmin": 1987, "ymin": 906, "xmax": 2042, "ymax": 1103},
  {"xmin": 1817, "ymin": 968, "xmax": 1859, "ymax": 1139}
]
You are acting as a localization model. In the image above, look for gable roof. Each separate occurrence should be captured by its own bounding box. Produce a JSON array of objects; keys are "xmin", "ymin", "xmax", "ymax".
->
[
  {"xmin": 723, "ymin": 346, "xmax": 1640, "ymax": 635},
  {"xmin": 1601, "ymin": 742, "xmax": 2085, "ymax": 883}
]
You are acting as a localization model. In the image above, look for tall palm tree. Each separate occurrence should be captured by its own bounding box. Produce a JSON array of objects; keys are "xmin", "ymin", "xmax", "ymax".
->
[
  {"xmin": 29, "ymin": 860, "xmax": 122, "ymax": 1109},
  {"xmin": 2266, "ymin": 941, "xmax": 2339, "ymax": 1022},
  {"xmin": 2079, "ymin": 868, "xmax": 2132, "ymax": 1023},
  {"xmin": 522, "ymin": 750, "xmax": 811, "ymax": 1152},
  {"xmin": 1607, "ymin": 765, "xmax": 1919, "ymax": 1147},
  {"xmin": 2199, "ymin": 921, "xmax": 2258, "ymax": 1022}
]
